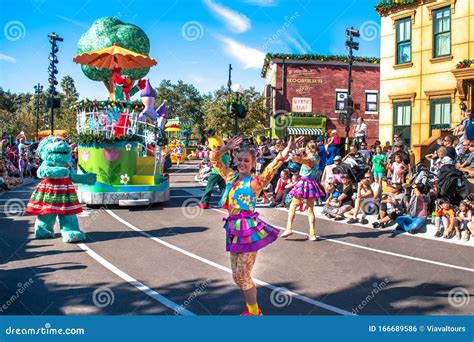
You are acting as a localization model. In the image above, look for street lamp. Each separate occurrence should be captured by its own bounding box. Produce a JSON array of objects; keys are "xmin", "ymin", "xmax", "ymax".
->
[
  {"xmin": 34, "ymin": 83, "xmax": 43, "ymax": 141},
  {"xmin": 226, "ymin": 64, "xmax": 246, "ymax": 135},
  {"xmin": 47, "ymin": 32, "xmax": 63, "ymax": 135},
  {"xmin": 343, "ymin": 27, "xmax": 360, "ymax": 152}
]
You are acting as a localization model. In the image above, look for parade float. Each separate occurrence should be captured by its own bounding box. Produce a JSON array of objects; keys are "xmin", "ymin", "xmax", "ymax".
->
[
  {"xmin": 163, "ymin": 117, "xmax": 192, "ymax": 164},
  {"xmin": 71, "ymin": 17, "xmax": 170, "ymax": 206}
]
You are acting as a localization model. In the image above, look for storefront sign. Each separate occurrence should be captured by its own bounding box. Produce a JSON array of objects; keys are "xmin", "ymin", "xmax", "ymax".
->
[
  {"xmin": 295, "ymin": 86, "xmax": 312, "ymax": 95},
  {"xmin": 292, "ymin": 97, "xmax": 312, "ymax": 112},
  {"xmin": 288, "ymin": 78, "xmax": 323, "ymax": 84}
]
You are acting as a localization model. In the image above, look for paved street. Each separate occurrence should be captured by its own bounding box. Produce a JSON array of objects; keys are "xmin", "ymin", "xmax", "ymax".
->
[{"xmin": 1, "ymin": 161, "xmax": 473, "ymax": 316}]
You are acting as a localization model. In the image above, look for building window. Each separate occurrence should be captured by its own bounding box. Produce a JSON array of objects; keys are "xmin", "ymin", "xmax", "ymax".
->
[
  {"xmin": 365, "ymin": 92, "xmax": 378, "ymax": 112},
  {"xmin": 396, "ymin": 18, "xmax": 411, "ymax": 64},
  {"xmin": 335, "ymin": 91, "xmax": 347, "ymax": 110},
  {"xmin": 393, "ymin": 101, "xmax": 411, "ymax": 145},
  {"xmin": 430, "ymin": 98, "xmax": 451, "ymax": 134},
  {"xmin": 433, "ymin": 6, "xmax": 451, "ymax": 58}
]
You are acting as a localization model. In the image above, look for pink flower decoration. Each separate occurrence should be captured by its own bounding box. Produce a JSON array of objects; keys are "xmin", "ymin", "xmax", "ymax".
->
[
  {"xmin": 81, "ymin": 150, "xmax": 90, "ymax": 163},
  {"xmin": 103, "ymin": 147, "xmax": 121, "ymax": 161}
]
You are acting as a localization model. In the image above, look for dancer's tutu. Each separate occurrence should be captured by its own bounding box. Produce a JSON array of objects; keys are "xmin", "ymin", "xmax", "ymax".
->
[
  {"xmin": 289, "ymin": 177, "xmax": 325, "ymax": 199},
  {"xmin": 223, "ymin": 212, "xmax": 279, "ymax": 253}
]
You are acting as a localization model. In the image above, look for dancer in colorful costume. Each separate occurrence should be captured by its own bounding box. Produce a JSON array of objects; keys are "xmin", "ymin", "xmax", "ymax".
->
[
  {"xmin": 282, "ymin": 140, "xmax": 325, "ymax": 241},
  {"xmin": 210, "ymin": 135, "xmax": 301, "ymax": 315},
  {"xmin": 25, "ymin": 136, "xmax": 97, "ymax": 243}
]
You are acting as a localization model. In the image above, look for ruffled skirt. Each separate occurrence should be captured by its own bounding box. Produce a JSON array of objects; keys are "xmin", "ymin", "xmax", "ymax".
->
[
  {"xmin": 289, "ymin": 177, "xmax": 325, "ymax": 199},
  {"xmin": 223, "ymin": 212, "xmax": 279, "ymax": 253}
]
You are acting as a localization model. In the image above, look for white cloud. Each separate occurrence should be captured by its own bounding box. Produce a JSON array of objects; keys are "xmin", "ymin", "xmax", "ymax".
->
[
  {"xmin": 0, "ymin": 54, "xmax": 16, "ymax": 62},
  {"xmin": 216, "ymin": 35, "xmax": 265, "ymax": 69},
  {"xmin": 56, "ymin": 15, "xmax": 89, "ymax": 28},
  {"xmin": 281, "ymin": 27, "xmax": 311, "ymax": 54},
  {"xmin": 244, "ymin": 0, "xmax": 278, "ymax": 6},
  {"xmin": 204, "ymin": 0, "xmax": 251, "ymax": 33}
]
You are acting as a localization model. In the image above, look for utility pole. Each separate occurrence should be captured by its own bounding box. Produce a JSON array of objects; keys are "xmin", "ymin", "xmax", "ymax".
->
[
  {"xmin": 34, "ymin": 83, "xmax": 43, "ymax": 141},
  {"xmin": 344, "ymin": 27, "xmax": 360, "ymax": 153},
  {"xmin": 47, "ymin": 32, "xmax": 63, "ymax": 135},
  {"xmin": 227, "ymin": 64, "xmax": 238, "ymax": 135}
]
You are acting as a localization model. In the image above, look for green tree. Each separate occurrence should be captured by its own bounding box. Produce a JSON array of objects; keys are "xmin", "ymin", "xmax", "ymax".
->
[
  {"xmin": 77, "ymin": 17, "xmax": 152, "ymax": 96},
  {"xmin": 155, "ymin": 80, "xmax": 204, "ymax": 140},
  {"xmin": 203, "ymin": 86, "xmax": 267, "ymax": 137},
  {"xmin": 56, "ymin": 76, "xmax": 80, "ymax": 135}
]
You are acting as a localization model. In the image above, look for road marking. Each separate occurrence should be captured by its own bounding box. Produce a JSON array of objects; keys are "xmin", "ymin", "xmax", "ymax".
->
[
  {"xmin": 105, "ymin": 209, "xmax": 354, "ymax": 316},
  {"xmin": 77, "ymin": 243, "xmax": 194, "ymax": 316},
  {"xmin": 211, "ymin": 208, "xmax": 474, "ymax": 273}
]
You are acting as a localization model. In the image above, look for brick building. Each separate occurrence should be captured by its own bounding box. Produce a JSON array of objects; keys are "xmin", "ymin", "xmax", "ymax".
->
[{"xmin": 261, "ymin": 54, "xmax": 381, "ymax": 145}]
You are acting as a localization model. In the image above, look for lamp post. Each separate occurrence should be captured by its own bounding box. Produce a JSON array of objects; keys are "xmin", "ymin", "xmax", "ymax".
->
[
  {"xmin": 34, "ymin": 83, "xmax": 43, "ymax": 141},
  {"xmin": 231, "ymin": 83, "xmax": 244, "ymax": 136},
  {"xmin": 344, "ymin": 27, "xmax": 360, "ymax": 152},
  {"xmin": 226, "ymin": 64, "xmax": 246, "ymax": 136},
  {"xmin": 47, "ymin": 32, "xmax": 63, "ymax": 135}
]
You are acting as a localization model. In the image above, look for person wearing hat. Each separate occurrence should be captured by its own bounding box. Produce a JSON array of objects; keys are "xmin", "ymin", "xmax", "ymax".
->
[{"xmin": 321, "ymin": 155, "xmax": 341, "ymax": 189}]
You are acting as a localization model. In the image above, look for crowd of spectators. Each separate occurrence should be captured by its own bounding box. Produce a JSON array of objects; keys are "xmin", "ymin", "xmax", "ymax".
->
[{"xmin": 195, "ymin": 110, "xmax": 474, "ymax": 242}]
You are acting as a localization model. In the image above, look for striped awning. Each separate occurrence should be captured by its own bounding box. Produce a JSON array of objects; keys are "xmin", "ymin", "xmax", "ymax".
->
[{"xmin": 287, "ymin": 127, "xmax": 324, "ymax": 136}]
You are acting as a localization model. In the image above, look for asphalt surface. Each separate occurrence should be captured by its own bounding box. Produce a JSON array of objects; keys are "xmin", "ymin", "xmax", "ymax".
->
[{"xmin": 0, "ymin": 161, "xmax": 473, "ymax": 316}]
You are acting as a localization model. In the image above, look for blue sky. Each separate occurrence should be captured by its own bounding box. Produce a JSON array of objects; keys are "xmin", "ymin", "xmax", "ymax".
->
[{"xmin": 0, "ymin": 0, "xmax": 381, "ymax": 99}]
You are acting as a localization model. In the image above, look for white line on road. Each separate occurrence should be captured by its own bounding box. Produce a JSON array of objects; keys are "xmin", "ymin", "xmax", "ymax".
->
[
  {"xmin": 210, "ymin": 208, "xmax": 474, "ymax": 273},
  {"xmin": 77, "ymin": 243, "xmax": 195, "ymax": 316},
  {"xmin": 105, "ymin": 209, "xmax": 354, "ymax": 316}
]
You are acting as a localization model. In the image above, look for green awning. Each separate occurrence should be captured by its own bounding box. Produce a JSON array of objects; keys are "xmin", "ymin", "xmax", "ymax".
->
[{"xmin": 287, "ymin": 127, "xmax": 325, "ymax": 136}]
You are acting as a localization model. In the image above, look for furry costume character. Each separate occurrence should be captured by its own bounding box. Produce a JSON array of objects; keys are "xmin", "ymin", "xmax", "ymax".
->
[{"xmin": 26, "ymin": 136, "xmax": 96, "ymax": 243}]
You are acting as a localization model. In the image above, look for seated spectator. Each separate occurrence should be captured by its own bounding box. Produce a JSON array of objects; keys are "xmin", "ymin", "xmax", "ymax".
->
[
  {"xmin": 323, "ymin": 174, "xmax": 353, "ymax": 220},
  {"xmin": 432, "ymin": 147, "xmax": 454, "ymax": 175},
  {"xmin": 271, "ymin": 169, "xmax": 291, "ymax": 207},
  {"xmin": 458, "ymin": 141, "xmax": 474, "ymax": 177},
  {"xmin": 394, "ymin": 184, "xmax": 428, "ymax": 234},
  {"xmin": 372, "ymin": 184, "xmax": 405, "ymax": 228},
  {"xmin": 344, "ymin": 178, "xmax": 374, "ymax": 224},
  {"xmin": 456, "ymin": 199, "xmax": 472, "ymax": 241},
  {"xmin": 322, "ymin": 181, "xmax": 339, "ymax": 208},
  {"xmin": 433, "ymin": 198, "xmax": 456, "ymax": 238},
  {"xmin": 327, "ymin": 130, "xmax": 340, "ymax": 147},
  {"xmin": 282, "ymin": 173, "xmax": 300, "ymax": 208},
  {"xmin": 442, "ymin": 135, "xmax": 457, "ymax": 161},
  {"xmin": 321, "ymin": 155, "xmax": 342, "ymax": 189}
]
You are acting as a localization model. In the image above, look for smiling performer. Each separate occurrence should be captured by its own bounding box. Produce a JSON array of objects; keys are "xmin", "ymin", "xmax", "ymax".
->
[{"xmin": 210, "ymin": 135, "xmax": 300, "ymax": 316}]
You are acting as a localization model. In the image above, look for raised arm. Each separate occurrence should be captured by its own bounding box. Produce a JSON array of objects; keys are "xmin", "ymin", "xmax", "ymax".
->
[
  {"xmin": 253, "ymin": 136, "xmax": 303, "ymax": 192},
  {"xmin": 209, "ymin": 136, "xmax": 242, "ymax": 179}
]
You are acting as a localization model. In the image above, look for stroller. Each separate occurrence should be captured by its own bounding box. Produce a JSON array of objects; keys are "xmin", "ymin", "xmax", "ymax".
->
[
  {"xmin": 333, "ymin": 160, "xmax": 368, "ymax": 183},
  {"xmin": 436, "ymin": 164, "xmax": 466, "ymax": 204}
]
